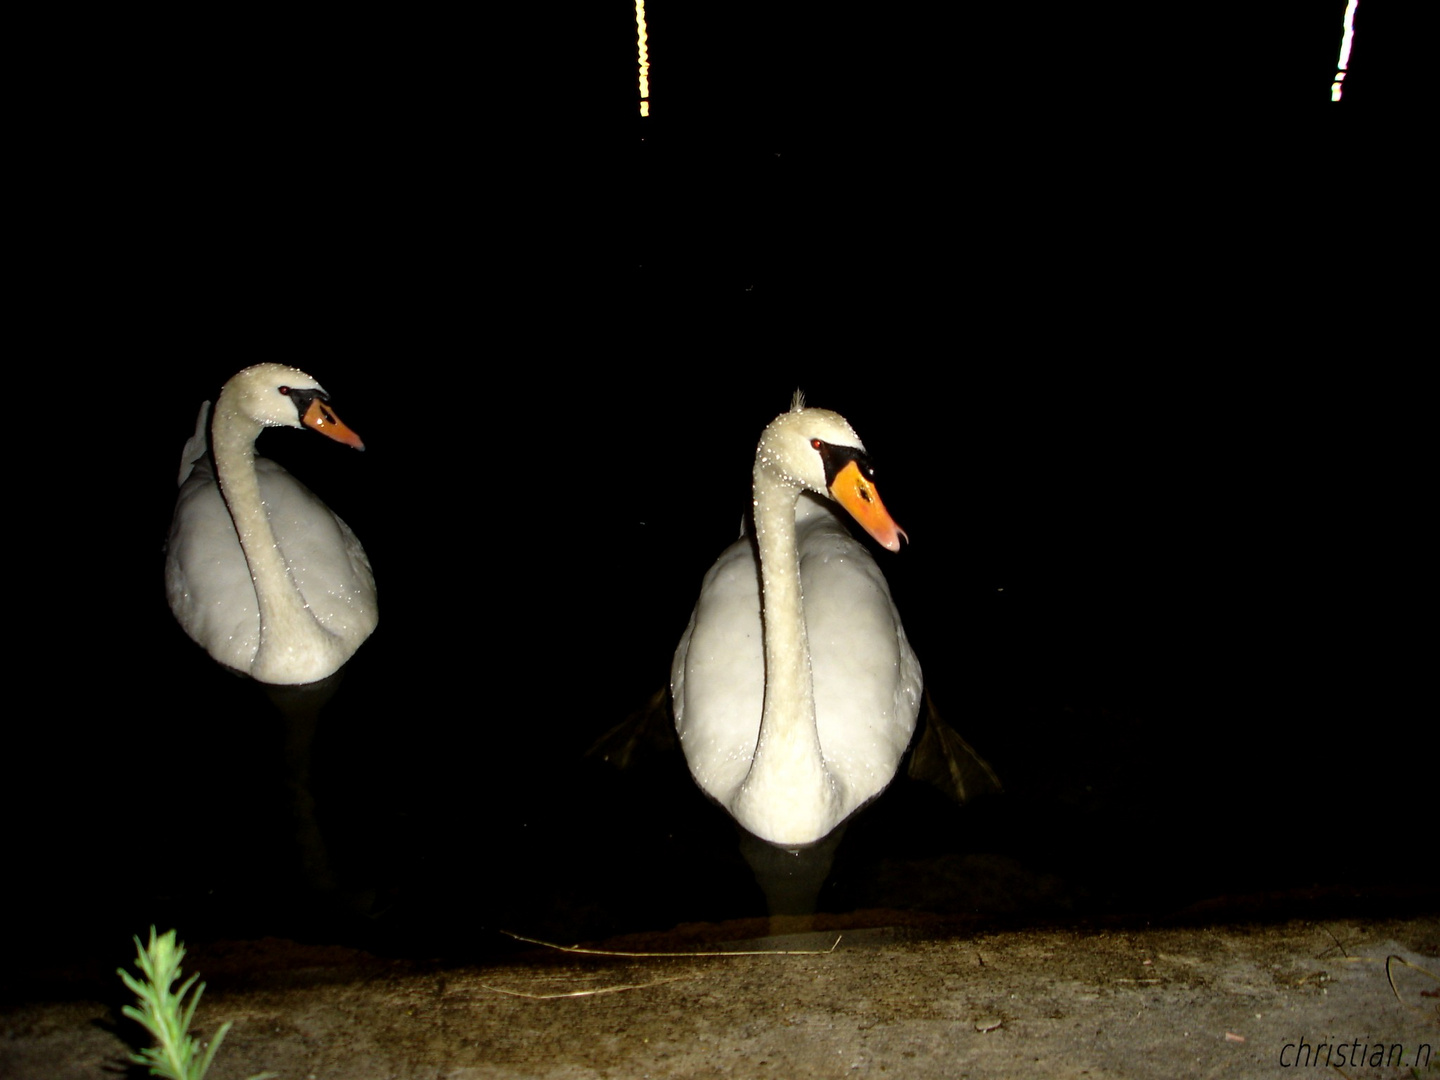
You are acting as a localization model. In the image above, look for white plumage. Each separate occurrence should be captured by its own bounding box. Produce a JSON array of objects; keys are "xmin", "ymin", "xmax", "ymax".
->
[
  {"xmin": 672, "ymin": 397, "xmax": 921, "ymax": 846},
  {"xmin": 165, "ymin": 364, "xmax": 378, "ymax": 685}
]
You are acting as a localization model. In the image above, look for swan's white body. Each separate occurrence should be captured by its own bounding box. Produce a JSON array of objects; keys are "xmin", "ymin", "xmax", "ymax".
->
[
  {"xmin": 165, "ymin": 364, "xmax": 378, "ymax": 685},
  {"xmin": 671, "ymin": 400, "xmax": 921, "ymax": 847}
]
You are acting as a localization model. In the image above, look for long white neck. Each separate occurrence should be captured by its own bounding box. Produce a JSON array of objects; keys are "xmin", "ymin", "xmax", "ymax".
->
[
  {"xmin": 731, "ymin": 467, "xmax": 844, "ymax": 843},
  {"xmin": 211, "ymin": 391, "xmax": 345, "ymax": 684}
]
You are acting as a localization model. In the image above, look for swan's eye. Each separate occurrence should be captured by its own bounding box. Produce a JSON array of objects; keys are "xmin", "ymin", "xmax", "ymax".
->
[
  {"xmin": 279, "ymin": 386, "xmax": 291, "ymax": 396},
  {"xmin": 811, "ymin": 438, "xmax": 822, "ymax": 450}
]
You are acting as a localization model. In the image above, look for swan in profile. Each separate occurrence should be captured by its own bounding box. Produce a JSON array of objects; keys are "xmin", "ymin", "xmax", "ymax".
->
[
  {"xmin": 671, "ymin": 393, "xmax": 921, "ymax": 847},
  {"xmin": 165, "ymin": 364, "xmax": 378, "ymax": 685}
]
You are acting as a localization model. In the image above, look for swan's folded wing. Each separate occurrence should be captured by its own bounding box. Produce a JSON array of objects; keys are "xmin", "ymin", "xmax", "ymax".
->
[
  {"xmin": 586, "ymin": 689, "xmax": 677, "ymax": 771},
  {"xmin": 165, "ymin": 468, "xmax": 261, "ymax": 671},
  {"xmin": 906, "ymin": 692, "xmax": 1003, "ymax": 805},
  {"xmin": 671, "ymin": 535, "xmax": 766, "ymax": 804}
]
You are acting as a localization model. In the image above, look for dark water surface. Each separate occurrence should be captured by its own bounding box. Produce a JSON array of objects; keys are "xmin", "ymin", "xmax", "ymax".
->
[
  {"xmin": 12, "ymin": 3, "xmax": 1427, "ymax": 980},
  {"xmin": 26, "ymin": 350, "xmax": 1430, "ymax": 974}
]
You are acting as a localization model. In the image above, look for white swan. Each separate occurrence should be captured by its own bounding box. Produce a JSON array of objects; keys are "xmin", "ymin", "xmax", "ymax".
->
[
  {"xmin": 165, "ymin": 364, "xmax": 378, "ymax": 685},
  {"xmin": 671, "ymin": 394, "xmax": 921, "ymax": 847}
]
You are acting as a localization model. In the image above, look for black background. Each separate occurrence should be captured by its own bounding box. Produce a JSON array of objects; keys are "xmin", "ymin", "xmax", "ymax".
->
[{"xmin": 11, "ymin": 1, "xmax": 1430, "ymax": 973}]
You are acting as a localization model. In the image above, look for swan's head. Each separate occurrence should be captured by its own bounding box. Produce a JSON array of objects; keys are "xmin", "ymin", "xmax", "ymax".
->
[
  {"xmin": 756, "ymin": 400, "xmax": 907, "ymax": 551},
  {"xmin": 218, "ymin": 363, "xmax": 365, "ymax": 449}
]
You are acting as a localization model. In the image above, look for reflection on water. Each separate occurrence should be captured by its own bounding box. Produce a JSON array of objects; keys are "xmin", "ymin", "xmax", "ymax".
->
[
  {"xmin": 21, "ymin": 364, "xmax": 1433, "ymax": 978},
  {"xmin": 48, "ymin": 625, "xmax": 1029, "ymax": 965},
  {"xmin": 31, "ymin": 636, "xmax": 1224, "ymax": 968},
  {"xmin": 12, "ymin": 7, "xmax": 1420, "ymax": 998},
  {"xmin": 66, "ymin": 585, "xmax": 1418, "ymax": 972}
]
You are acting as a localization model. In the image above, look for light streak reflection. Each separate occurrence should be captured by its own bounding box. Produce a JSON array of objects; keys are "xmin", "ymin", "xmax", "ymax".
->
[
  {"xmin": 1331, "ymin": 0, "xmax": 1359, "ymax": 102},
  {"xmin": 636, "ymin": 0, "xmax": 651, "ymax": 116}
]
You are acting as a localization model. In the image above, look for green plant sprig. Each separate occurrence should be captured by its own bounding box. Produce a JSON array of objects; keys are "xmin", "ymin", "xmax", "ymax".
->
[{"xmin": 118, "ymin": 926, "xmax": 275, "ymax": 1080}]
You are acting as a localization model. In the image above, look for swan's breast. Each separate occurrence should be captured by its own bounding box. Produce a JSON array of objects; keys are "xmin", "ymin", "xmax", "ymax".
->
[
  {"xmin": 166, "ymin": 457, "xmax": 378, "ymax": 675},
  {"xmin": 798, "ymin": 510, "xmax": 922, "ymax": 800},
  {"xmin": 253, "ymin": 460, "xmax": 377, "ymax": 643},
  {"xmin": 673, "ymin": 504, "xmax": 922, "ymax": 812}
]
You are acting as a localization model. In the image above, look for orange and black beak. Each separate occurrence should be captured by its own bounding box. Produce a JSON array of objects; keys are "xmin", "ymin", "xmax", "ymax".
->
[
  {"xmin": 816, "ymin": 442, "xmax": 907, "ymax": 552},
  {"xmin": 299, "ymin": 395, "xmax": 365, "ymax": 450}
]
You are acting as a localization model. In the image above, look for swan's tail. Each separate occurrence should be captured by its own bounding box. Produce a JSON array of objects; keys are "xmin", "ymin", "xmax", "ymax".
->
[{"xmin": 176, "ymin": 401, "xmax": 212, "ymax": 486}]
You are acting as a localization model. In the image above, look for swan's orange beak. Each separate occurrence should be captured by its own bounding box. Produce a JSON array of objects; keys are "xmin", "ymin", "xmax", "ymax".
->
[
  {"xmin": 830, "ymin": 459, "xmax": 907, "ymax": 552},
  {"xmin": 301, "ymin": 398, "xmax": 366, "ymax": 450}
]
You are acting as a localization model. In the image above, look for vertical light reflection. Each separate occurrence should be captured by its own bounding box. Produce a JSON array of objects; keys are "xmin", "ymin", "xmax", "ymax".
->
[
  {"xmin": 1331, "ymin": 0, "xmax": 1359, "ymax": 101},
  {"xmin": 635, "ymin": 0, "xmax": 651, "ymax": 116}
]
